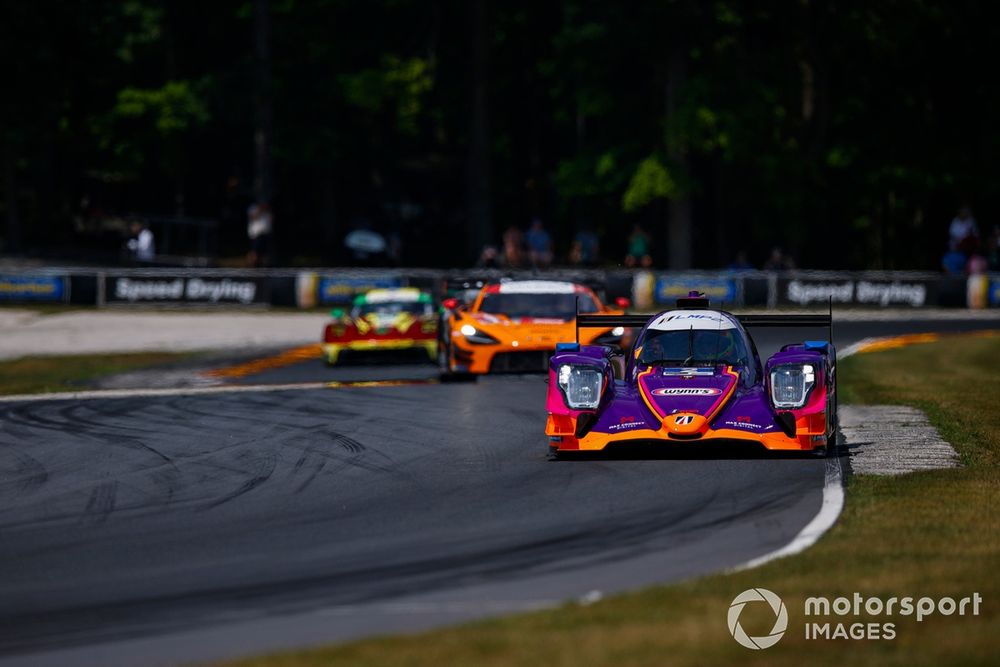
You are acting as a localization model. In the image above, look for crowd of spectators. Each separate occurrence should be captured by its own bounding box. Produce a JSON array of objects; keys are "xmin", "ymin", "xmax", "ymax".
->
[
  {"xmin": 480, "ymin": 219, "xmax": 622, "ymax": 269},
  {"xmin": 469, "ymin": 208, "xmax": 1000, "ymax": 274},
  {"xmin": 942, "ymin": 206, "xmax": 999, "ymax": 276},
  {"xmin": 477, "ymin": 218, "xmax": 797, "ymax": 272}
]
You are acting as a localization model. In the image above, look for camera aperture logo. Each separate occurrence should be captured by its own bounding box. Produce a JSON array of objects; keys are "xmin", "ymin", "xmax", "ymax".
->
[
  {"xmin": 728, "ymin": 588, "xmax": 983, "ymax": 648},
  {"xmin": 728, "ymin": 588, "xmax": 788, "ymax": 649}
]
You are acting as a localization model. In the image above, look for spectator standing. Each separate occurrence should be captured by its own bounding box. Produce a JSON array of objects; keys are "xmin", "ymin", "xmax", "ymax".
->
[
  {"xmin": 987, "ymin": 225, "xmax": 1000, "ymax": 271},
  {"xmin": 570, "ymin": 225, "xmax": 600, "ymax": 266},
  {"xmin": 476, "ymin": 244, "xmax": 500, "ymax": 268},
  {"xmin": 502, "ymin": 224, "xmax": 525, "ymax": 267},
  {"xmin": 727, "ymin": 250, "xmax": 754, "ymax": 270},
  {"xmin": 525, "ymin": 217, "xmax": 553, "ymax": 267},
  {"xmin": 127, "ymin": 221, "xmax": 155, "ymax": 263},
  {"xmin": 763, "ymin": 246, "xmax": 795, "ymax": 271},
  {"xmin": 941, "ymin": 248, "xmax": 967, "ymax": 275},
  {"xmin": 625, "ymin": 224, "xmax": 652, "ymax": 267},
  {"xmin": 247, "ymin": 202, "xmax": 273, "ymax": 267},
  {"xmin": 949, "ymin": 206, "xmax": 979, "ymax": 251},
  {"xmin": 967, "ymin": 252, "xmax": 988, "ymax": 275}
]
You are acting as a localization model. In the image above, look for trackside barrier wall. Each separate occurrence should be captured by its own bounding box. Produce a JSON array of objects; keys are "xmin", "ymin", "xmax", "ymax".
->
[
  {"xmin": 0, "ymin": 273, "xmax": 70, "ymax": 303},
  {"xmin": 0, "ymin": 268, "xmax": 994, "ymax": 309}
]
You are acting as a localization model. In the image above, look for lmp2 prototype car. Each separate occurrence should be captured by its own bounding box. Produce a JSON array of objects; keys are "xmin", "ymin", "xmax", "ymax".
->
[
  {"xmin": 439, "ymin": 280, "xmax": 628, "ymax": 376},
  {"xmin": 322, "ymin": 288, "xmax": 437, "ymax": 365},
  {"xmin": 545, "ymin": 292, "xmax": 837, "ymax": 456}
]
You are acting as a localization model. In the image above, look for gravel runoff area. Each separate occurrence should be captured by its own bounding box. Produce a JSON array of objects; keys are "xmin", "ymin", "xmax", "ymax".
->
[
  {"xmin": 0, "ymin": 308, "xmax": 329, "ymax": 361},
  {"xmin": 839, "ymin": 405, "xmax": 961, "ymax": 475}
]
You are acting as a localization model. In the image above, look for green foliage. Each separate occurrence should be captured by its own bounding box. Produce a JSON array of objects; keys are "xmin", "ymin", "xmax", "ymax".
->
[
  {"xmin": 622, "ymin": 156, "xmax": 678, "ymax": 212},
  {"xmin": 112, "ymin": 81, "xmax": 210, "ymax": 135},
  {"xmin": 339, "ymin": 56, "xmax": 433, "ymax": 135},
  {"xmin": 2, "ymin": 1, "xmax": 999, "ymax": 267},
  {"xmin": 97, "ymin": 80, "xmax": 209, "ymax": 178},
  {"xmin": 554, "ymin": 151, "xmax": 626, "ymax": 199},
  {"xmin": 116, "ymin": 0, "xmax": 163, "ymax": 63}
]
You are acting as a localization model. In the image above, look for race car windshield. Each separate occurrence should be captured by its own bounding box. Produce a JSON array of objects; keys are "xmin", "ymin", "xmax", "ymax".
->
[
  {"xmin": 353, "ymin": 302, "xmax": 433, "ymax": 318},
  {"xmin": 477, "ymin": 293, "xmax": 599, "ymax": 319},
  {"xmin": 638, "ymin": 328, "xmax": 748, "ymax": 366}
]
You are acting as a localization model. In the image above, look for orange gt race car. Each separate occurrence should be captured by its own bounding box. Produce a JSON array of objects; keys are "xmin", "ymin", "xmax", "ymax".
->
[
  {"xmin": 438, "ymin": 280, "xmax": 627, "ymax": 376},
  {"xmin": 322, "ymin": 288, "xmax": 437, "ymax": 365}
]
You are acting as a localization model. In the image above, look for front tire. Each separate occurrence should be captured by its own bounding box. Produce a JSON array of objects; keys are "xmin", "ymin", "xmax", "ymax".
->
[
  {"xmin": 826, "ymin": 374, "xmax": 839, "ymax": 457},
  {"xmin": 438, "ymin": 340, "xmax": 476, "ymax": 382}
]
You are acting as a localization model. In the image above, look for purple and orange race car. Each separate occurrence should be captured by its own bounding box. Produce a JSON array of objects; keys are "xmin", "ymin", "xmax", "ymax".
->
[{"xmin": 545, "ymin": 292, "xmax": 837, "ymax": 457}]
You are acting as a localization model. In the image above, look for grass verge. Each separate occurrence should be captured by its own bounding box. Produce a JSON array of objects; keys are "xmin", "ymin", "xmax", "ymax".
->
[
  {"xmin": 218, "ymin": 336, "xmax": 999, "ymax": 667},
  {"xmin": 0, "ymin": 352, "xmax": 192, "ymax": 395}
]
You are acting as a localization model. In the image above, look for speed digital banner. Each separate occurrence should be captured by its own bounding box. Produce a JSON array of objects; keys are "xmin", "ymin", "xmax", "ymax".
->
[
  {"xmin": 778, "ymin": 277, "xmax": 938, "ymax": 308},
  {"xmin": 105, "ymin": 275, "xmax": 266, "ymax": 305}
]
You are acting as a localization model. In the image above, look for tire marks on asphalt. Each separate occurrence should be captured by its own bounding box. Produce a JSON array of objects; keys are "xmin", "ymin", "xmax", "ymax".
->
[
  {"xmin": 0, "ymin": 391, "xmax": 401, "ymax": 529},
  {"xmin": 82, "ymin": 481, "xmax": 118, "ymax": 525}
]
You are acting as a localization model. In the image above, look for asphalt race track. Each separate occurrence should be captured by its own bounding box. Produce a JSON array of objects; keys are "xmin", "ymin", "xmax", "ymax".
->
[{"xmin": 0, "ymin": 318, "xmax": 996, "ymax": 666}]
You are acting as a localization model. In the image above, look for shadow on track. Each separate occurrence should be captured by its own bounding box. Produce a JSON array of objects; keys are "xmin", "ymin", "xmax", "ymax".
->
[{"xmin": 552, "ymin": 440, "xmax": 842, "ymax": 461}]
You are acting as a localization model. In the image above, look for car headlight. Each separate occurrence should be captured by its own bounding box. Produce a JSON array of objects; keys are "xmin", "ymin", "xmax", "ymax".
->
[
  {"xmin": 557, "ymin": 364, "xmax": 603, "ymax": 409},
  {"xmin": 769, "ymin": 363, "xmax": 816, "ymax": 409},
  {"xmin": 458, "ymin": 323, "xmax": 499, "ymax": 344}
]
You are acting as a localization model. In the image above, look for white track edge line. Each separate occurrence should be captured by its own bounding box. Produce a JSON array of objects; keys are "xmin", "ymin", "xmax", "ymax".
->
[{"xmin": 728, "ymin": 339, "xmax": 886, "ymax": 572}]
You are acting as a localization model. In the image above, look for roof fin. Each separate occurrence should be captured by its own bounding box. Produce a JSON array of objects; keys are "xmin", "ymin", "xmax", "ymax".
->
[{"xmin": 676, "ymin": 290, "xmax": 711, "ymax": 309}]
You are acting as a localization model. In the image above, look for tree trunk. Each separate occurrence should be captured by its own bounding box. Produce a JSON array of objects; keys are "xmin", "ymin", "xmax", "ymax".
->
[
  {"xmin": 465, "ymin": 0, "xmax": 492, "ymax": 261},
  {"xmin": 665, "ymin": 46, "xmax": 692, "ymax": 269},
  {"xmin": 3, "ymin": 141, "xmax": 20, "ymax": 254},
  {"xmin": 254, "ymin": 0, "xmax": 274, "ymax": 207}
]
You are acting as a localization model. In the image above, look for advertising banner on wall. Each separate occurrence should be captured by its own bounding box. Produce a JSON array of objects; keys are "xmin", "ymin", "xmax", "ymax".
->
[
  {"xmin": 989, "ymin": 275, "xmax": 1000, "ymax": 307},
  {"xmin": 778, "ymin": 277, "xmax": 937, "ymax": 307},
  {"xmin": 316, "ymin": 275, "xmax": 403, "ymax": 305},
  {"xmin": 105, "ymin": 275, "xmax": 266, "ymax": 305},
  {"xmin": 0, "ymin": 275, "xmax": 67, "ymax": 302},
  {"xmin": 654, "ymin": 275, "xmax": 739, "ymax": 306}
]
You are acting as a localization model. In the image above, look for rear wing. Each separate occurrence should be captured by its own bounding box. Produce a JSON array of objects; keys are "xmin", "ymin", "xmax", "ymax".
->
[{"xmin": 574, "ymin": 298, "xmax": 833, "ymax": 344}]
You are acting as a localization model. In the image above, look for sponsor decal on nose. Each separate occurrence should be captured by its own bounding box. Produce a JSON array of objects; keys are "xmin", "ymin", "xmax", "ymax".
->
[{"xmin": 652, "ymin": 387, "xmax": 722, "ymax": 396}]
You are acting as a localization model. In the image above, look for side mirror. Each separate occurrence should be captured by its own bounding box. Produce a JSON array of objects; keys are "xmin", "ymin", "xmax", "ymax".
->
[
  {"xmin": 615, "ymin": 297, "xmax": 631, "ymax": 309},
  {"xmin": 442, "ymin": 298, "xmax": 459, "ymax": 310}
]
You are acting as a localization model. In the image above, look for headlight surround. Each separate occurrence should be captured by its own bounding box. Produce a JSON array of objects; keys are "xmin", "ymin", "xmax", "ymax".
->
[
  {"xmin": 458, "ymin": 323, "xmax": 499, "ymax": 344},
  {"xmin": 769, "ymin": 363, "xmax": 816, "ymax": 409},
  {"xmin": 557, "ymin": 364, "xmax": 604, "ymax": 409}
]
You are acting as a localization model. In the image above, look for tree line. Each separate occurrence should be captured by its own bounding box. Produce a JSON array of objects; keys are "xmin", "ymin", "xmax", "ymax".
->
[{"xmin": 1, "ymin": 0, "xmax": 996, "ymax": 269}]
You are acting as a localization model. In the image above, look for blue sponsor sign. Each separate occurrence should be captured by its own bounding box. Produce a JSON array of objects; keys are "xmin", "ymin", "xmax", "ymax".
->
[
  {"xmin": 655, "ymin": 275, "xmax": 737, "ymax": 305},
  {"xmin": 989, "ymin": 277, "xmax": 1000, "ymax": 307},
  {"xmin": 317, "ymin": 276, "xmax": 402, "ymax": 304},
  {"xmin": 0, "ymin": 275, "xmax": 66, "ymax": 302}
]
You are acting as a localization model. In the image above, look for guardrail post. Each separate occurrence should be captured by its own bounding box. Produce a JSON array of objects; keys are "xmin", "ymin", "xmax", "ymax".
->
[{"xmin": 96, "ymin": 272, "xmax": 106, "ymax": 307}]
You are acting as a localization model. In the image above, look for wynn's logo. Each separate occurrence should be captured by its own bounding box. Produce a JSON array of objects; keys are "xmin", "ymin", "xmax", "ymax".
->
[{"xmin": 652, "ymin": 387, "xmax": 722, "ymax": 396}]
